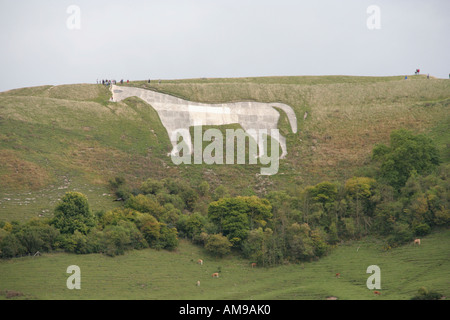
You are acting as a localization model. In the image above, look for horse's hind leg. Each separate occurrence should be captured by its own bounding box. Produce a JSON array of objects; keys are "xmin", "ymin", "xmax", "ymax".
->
[{"xmin": 278, "ymin": 133, "xmax": 287, "ymax": 159}]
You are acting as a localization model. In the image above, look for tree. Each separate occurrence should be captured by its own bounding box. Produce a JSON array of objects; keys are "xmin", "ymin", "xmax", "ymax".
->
[
  {"xmin": 184, "ymin": 212, "xmax": 207, "ymax": 240},
  {"xmin": 286, "ymin": 223, "xmax": 315, "ymax": 261},
  {"xmin": 208, "ymin": 196, "xmax": 272, "ymax": 247},
  {"xmin": 242, "ymin": 227, "xmax": 276, "ymax": 266},
  {"xmin": 198, "ymin": 181, "xmax": 210, "ymax": 197},
  {"xmin": 372, "ymin": 129, "xmax": 440, "ymax": 191},
  {"xmin": 138, "ymin": 214, "xmax": 161, "ymax": 247},
  {"xmin": 212, "ymin": 185, "xmax": 230, "ymax": 201},
  {"xmin": 345, "ymin": 177, "xmax": 377, "ymax": 235},
  {"xmin": 308, "ymin": 182, "xmax": 338, "ymax": 206},
  {"xmin": 51, "ymin": 192, "xmax": 95, "ymax": 235},
  {"xmin": 158, "ymin": 225, "xmax": 178, "ymax": 250}
]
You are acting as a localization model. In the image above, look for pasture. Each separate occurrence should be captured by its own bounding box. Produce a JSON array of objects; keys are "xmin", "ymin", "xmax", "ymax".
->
[{"xmin": 1, "ymin": 228, "xmax": 448, "ymax": 300}]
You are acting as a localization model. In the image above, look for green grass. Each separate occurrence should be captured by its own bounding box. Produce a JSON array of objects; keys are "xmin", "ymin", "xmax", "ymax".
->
[
  {"xmin": 0, "ymin": 75, "xmax": 449, "ymax": 223},
  {"xmin": 1, "ymin": 228, "xmax": 448, "ymax": 300}
]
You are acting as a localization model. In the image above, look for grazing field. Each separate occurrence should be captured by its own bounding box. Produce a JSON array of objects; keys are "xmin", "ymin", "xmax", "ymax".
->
[{"xmin": 1, "ymin": 228, "xmax": 448, "ymax": 300}]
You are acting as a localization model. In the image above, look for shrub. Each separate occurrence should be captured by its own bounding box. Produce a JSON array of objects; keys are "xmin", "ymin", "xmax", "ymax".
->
[
  {"xmin": 204, "ymin": 234, "xmax": 232, "ymax": 257},
  {"xmin": 386, "ymin": 222, "xmax": 413, "ymax": 247},
  {"xmin": 413, "ymin": 223, "xmax": 431, "ymax": 236},
  {"xmin": 141, "ymin": 178, "xmax": 164, "ymax": 195},
  {"xmin": 159, "ymin": 225, "xmax": 178, "ymax": 250},
  {"xmin": 125, "ymin": 194, "xmax": 165, "ymax": 219},
  {"xmin": 0, "ymin": 234, "xmax": 25, "ymax": 258},
  {"xmin": 411, "ymin": 287, "xmax": 444, "ymax": 300}
]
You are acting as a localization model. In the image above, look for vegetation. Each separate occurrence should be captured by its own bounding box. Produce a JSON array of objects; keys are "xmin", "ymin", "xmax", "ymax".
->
[
  {"xmin": 1, "ymin": 129, "xmax": 448, "ymax": 265},
  {"xmin": 0, "ymin": 75, "xmax": 448, "ymax": 300}
]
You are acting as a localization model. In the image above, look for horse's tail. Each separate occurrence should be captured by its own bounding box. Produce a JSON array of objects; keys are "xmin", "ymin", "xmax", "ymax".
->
[{"xmin": 271, "ymin": 103, "xmax": 298, "ymax": 134}]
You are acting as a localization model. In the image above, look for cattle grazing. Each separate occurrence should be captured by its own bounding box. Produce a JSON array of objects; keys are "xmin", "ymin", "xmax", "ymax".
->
[
  {"xmin": 197, "ymin": 259, "xmax": 203, "ymax": 265},
  {"xmin": 335, "ymin": 273, "xmax": 341, "ymax": 278},
  {"xmin": 414, "ymin": 239, "xmax": 421, "ymax": 246},
  {"xmin": 251, "ymin": 263, "xmax": 257, "ymax": 268},
  {"xmin": 212, "ymin": 273, "xmax": 219, "ymax": 278},
  {"xmin": 373, "ymin": 291, "xmax": 381, "ymax": 295}
]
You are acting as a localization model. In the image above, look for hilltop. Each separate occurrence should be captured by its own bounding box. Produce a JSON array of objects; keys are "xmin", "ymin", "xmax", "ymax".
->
[{"xmin": 0, "ymin": 75, "xmax": 449, "ymax": 222}]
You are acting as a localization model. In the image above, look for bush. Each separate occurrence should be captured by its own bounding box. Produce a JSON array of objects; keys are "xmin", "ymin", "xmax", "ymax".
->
[
  {"xmin": 158, "ymin": 225, "xmax": 178, "ymax": 250},
  {"xmin": 0, "ymin": 234, "xmax": 25, "ymax": 258},
  {"xmin": 204, "ymin": 234, "xmax": 232, "ymax": 257},
  {"xmin": 61, "ymin": 231, "xmax": 89, "ymax": 254},
  {"xmin": 386, "ymin": 222, "xmax": 413, "ymax": 247},
  {"xmin": 413, "ymin": 223, "xmax": 431, "ymax": 237},
  {"xmin": 102, "ymin": 225, "xmax": 132, "ymax": 257},
  {"xmin": 125, "ymin": 194, "xmax": 165, "ymax": 219},
  {"xmin": 51, "ymin": 192, "xmax": 96, "ymax": 235},
  {"xmin": 141, "ymin": 178, "xmax": 164, "ymax": 195},
  {"xmin": 411, "ymin": 287, "xmax": 443, "ymax": 300}
]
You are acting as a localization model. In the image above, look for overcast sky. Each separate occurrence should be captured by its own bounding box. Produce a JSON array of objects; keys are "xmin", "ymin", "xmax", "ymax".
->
[{"xmin": 0, "ymin": 0, "xmax": 449, "ymax": 92}]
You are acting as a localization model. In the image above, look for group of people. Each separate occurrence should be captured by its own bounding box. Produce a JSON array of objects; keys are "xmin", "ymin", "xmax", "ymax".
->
[
  {"xmin": 404, "ymin": 69, "xmax": 433, "ymax": 80},
  {"xmin": 97, "ymin": 79, "xmax": 129, "ymax": 85}
]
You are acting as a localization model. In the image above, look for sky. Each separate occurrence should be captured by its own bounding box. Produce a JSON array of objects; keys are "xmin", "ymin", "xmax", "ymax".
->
[{"xmin": 0, "ymin": 0, "xmax": 449, "ymax": 92}]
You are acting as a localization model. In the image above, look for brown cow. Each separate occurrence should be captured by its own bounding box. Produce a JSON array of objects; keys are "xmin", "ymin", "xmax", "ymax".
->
[
  {"xmin": 335, "ymin": 273, "xmax": 341, "ymax": 278},
  {"xmin": 197, "ymin": 259, "xmax": 203, "ymax": 265},
  {"xmin": 212, "ymin": 273, "xmax": 219, "ymax": 278},
  {"xmin": 251, "ymin": 263, "xmax": 257, "ymax": 268},
  {"xmin": 414, "ymin": 239, "xmax": 421, "ymax": 246}
]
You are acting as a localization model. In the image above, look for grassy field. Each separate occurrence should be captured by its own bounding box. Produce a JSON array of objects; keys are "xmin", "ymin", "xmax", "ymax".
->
[
  {"xmin": 1, "ymin": 75, "xmax": 449, "ymax": 222},
  {"xmin": 0, "ymin": 228, "xmax": 448, "ymax": 300}
]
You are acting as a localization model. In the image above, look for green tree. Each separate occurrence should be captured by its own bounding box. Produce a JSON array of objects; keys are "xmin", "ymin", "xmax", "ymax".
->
[
  {"xmin": 208, "ymin": 196, "xmax": 272, "ymax": 247},
  {"xmin": 158, "ymin": 225, "xmax": 178, "ymax": 250},
  {"xmin": 137, "ymin": 214, "xmax": 161, "ymax": 247},
  {"xmin": 242, "ymin": 227, "xmax": 275, "ymax": 266},
  {"xmin": 372, "ymin": 129, "xmax": 440, "ymax": 191},
  {"xmin": 51, "ymin": 192, "xmax": 95, "ymax": 235},
  {"xmin": 184, "ymin": 212, "xmax": 207, "ymax": 240},
  {"xmin": 285, "ymin": 223, "xmax": 315, "ymax": 261},
  {"xmin": 345, "ymin": 177, "xmax": 377, "ymax": 235}
]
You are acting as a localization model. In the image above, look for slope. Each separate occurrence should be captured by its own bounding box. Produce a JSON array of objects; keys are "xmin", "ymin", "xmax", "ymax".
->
[{"xmin": 0, "ymin": 75, "xmax": 449, "ymax": 222}]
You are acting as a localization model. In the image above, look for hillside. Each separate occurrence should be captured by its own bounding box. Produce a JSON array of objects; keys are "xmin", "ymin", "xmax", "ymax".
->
[
  {"xmin": 0, "ymin": 75, "xmax": 449, "ymax": 301},
  {"xmin": 1, "ymin": 228, "xmax": 449, "ymax": 300},
  {"xmin": 0, "ymin": 75, "xmax": 449, "ymax": 222}
]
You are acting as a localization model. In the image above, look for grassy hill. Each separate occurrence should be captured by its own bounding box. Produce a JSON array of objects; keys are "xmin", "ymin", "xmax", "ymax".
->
[
  {"xmin": 1, "ymin": 228, "xmax": 448, "ymax": 300},
  {"xmin": 1, "ymin": 75, "xmax": 449, "ymax": 222},
  {"xmin": 0, "ymin": 75, "xmax": 449, "ymax": 301}
]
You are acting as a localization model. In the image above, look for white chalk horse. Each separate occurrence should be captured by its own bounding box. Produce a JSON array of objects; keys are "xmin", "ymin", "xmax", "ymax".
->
[{"xmin": 111, "ymin": 85, "xmax": 297, "ymax": 159}]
